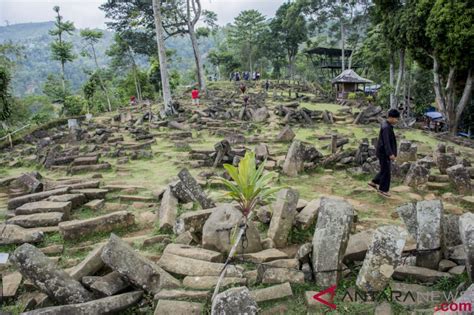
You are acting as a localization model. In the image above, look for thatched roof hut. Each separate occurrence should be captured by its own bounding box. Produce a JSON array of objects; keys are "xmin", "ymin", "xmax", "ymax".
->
[{"xmin": 332, "ymin": 70, "xmax": 373, "ymax": 99}]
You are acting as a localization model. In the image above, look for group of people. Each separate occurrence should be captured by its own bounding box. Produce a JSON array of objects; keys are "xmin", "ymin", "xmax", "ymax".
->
[{"xmin": 230, "ymin": 71, "xmax": 261, "ymax": 82}]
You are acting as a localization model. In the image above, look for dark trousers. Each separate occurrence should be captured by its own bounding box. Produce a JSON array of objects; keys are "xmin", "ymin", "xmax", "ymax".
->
[{"xmin": 372, "ymin": 156, "xmax": 391, "ymax": 192}]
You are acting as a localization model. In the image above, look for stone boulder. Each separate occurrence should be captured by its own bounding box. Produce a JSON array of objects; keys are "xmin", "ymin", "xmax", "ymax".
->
[
  {"xmin": 267, "ymin": 188, "xmax": 299, "ymax": 248},
  {"xmin": 211, "ymin": 287, "xmax": 257, "ymax": 315},
  {"xmin": 202, "ymin": 204, "xmax": 262, "ymax": 254},
  {"xmin": 459, "ymin": 212, "xmax": 474, "ymax": 282},
  {"xmin": 276, "ymin": 126, "xmax": 296, "ymax": 142},
  {"xmin": 10, "ymin": 243, "xmax": 94, "ymax": 304},
  {"xmin": 397, "ymin": 141, "xmax": 417, "ymax": 164},
  {"xmin": 446, "ymin": 164, "xmax": 472, "ymax": 195},
  {"xmin": 0, "ymin": 224, "xmax": 43, "ymax": 245},
  {"xmin": 404, "ymin": 163, "xmax": 429, "ymax": 187}
]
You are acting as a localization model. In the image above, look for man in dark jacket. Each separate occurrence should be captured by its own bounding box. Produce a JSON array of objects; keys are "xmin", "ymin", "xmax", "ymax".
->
[{"xmin": 369, "ymin": 109, "xmax": 400, "ymax": 196}]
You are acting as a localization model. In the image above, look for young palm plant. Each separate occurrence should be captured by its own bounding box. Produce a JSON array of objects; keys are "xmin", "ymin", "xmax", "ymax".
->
[{"xmin": 211, "ymin": 151, "xmax": 280, "ymax": 303}]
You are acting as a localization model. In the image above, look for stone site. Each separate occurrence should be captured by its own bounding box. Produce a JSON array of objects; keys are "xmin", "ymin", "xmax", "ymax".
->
[
  {"xmin": 0, "ymin": 0, "xmax": 473, "ymax": 314},
  {"xmin": 0, "ymin": 80, "xmax": 473, "ymax": 314}
]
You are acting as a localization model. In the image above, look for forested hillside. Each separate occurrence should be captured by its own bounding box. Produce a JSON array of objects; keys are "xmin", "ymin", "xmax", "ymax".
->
[{"xmin": 0, "ymin": 22, "xmax": 215, "ymax": 96}]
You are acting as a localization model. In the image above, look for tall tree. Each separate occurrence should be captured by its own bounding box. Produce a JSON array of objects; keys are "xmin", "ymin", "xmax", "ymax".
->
[
  {"xmin": 49, "ymin": 6, "xmax": 76, "ymax": 96},
  {"xmin": 152, "ymin": 0, "xmax": 174, "ymax": 115},
  {"xmin": 270, "ymin": 3, "xmax": 308, "ymax": 81},
  {"xmin": 185, "ymin": 0, "xmax": 206, "ymax": 93},
  {"xmin": 0, "ymin": 42, "xmax": 23, "ymax": 126},
  {"xmin": 299, "ymin": 0, "xmax": 371, "ymax": 72},
  {"xmin": 415, "ymin": 0, "xmax": 473, "ymax": 134},
  {"xmin": 80, "ymin": 29, "xmax": 112, "ymax": 112},
  {"xmin": 228, "ymin": 10, "xmax": 267, "ymax": 73}
]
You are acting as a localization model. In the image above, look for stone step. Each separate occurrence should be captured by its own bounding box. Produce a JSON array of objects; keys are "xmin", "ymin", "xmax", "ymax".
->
[
  {"xmin": 426, "ymin": 182, "xmax": 451, "ymax": 190},
  {"xmin": 102, "ymin": 185, "xmax": 146, "ymax": 192},
  {"xmin": 6, "ymin": 212, "xmax": 66, "ymax": 228},
  {"xmin": 72, "ymin": 156, "xmax": 99, "ymax": 166},
  {"xmin": 47, "ymin": 194, "xmax": 87, "ymax": 209},
  {"xmin": 15, "ymin": 201, "xmax": 72, "ymax": 219},
  {"xmin": 70, "ymin": 189, "xmax": 108, "ymax": 200},
  {"xmin": 118, "ymin": 195, "xmax": 156, "ymax": 203},
  {"xmin": 84, "ymin": 199, "xmax": 105, "ymax": 210},
  {"xmin": 182, "ymin": 276, "xmax": 246, "ymax": 290},
  {"xmin": 69, "ymin": 163, "xmax": 111, "ymax": 175},
  {"xmin": 428, "ymin": 174, "xmax": 449, "ymax": 183},
  {"xmin": 7, "ymin": 187, "xmax": 71, "ymax": 210}
]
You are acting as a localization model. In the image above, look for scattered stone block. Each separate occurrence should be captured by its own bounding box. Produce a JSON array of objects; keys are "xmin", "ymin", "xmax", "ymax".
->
[
  {"xmin": 259, "ymin": 266, "xmax": 304, "ymax": 284},
  {"xmin": 70, "ymin": 188, "xmax": 108, "ymax": 200},
  {"xmin": 211, "ymin": 287, "xmax": 257, "ymax": 315},
  {"xmin": 84, "ymin": 199, "xmax": 104, "ymax": 210},
  {"xmin": 250, "ymin": 282, "xmax": 293, "ymax": 303},
  {"xmin": 312, "ymin": 198, "xmax": 353, "ymax": 288},
  {"xmin": 69, "ymin": 163, "xmax": 111, "ymax": 175},
  {"xmin": 158, "ymin": 187, "xmax": 178, "ymax": 230},
  {"xmin": 90, "ymin": 271, "xmax": 129, "ymax": 296},
  {"xmin": 447, "ymin": 164, "xmax": 472, "ymax": 195},
  {"xmin": 393, "ymin": 265, "xmax": 452, "ymax": 283},
  {"xmin": 343, "ymin": 229, "xmax": 374, "ymax": 263},
  {"xmin": 178, "ymin": 168, "xmax": 215, "ymax": 209},
  {"xmin": 158, "ymin": 252, "xmax": 242, "ymax": 277},
  {"xmin": 438, "ymin": 259, "xmax": 457, "ymax": 272},
  {"xmin": 404, "ymin": 163, "xmax": 429, "ymax": 188},
  {"xmin": 10, "ymin": 243, "xmax": 94, "ymax": 304},
  {"xmin": 17, "ymin": 172, "xmax": 43, "ymax": 193},
  {"xmin": 416, "ymin": 200, "xmax": 443, "ymax": 270},
  {"xmin": 0, "ymin": 224, "xmax": 43, "ymax": 245},
  {"xmin": 448, "ymin": 265, "xmax": 465, "ymax": 275},
  {"xmin": 396, "ymin": 202, "xmax": 417, "ymax": 238},
  {"xmin": 154, "ymin": 289, "xmax": 209, "ymax": 301},
  {"xmin": 101, "ymin": 234, "xmax": 180, "ymax": 294},
  {"xmin": 276, "ymin": 126, "xmax": 295, "ymax": 142},
  {"xmin": 294, "ymin": 198, "xmax": 320, "ymax": 229},
  {"xmin": 175, "ymin": 208, "xmax": 214, "ymax": 235},
  {"xmin": 202, "ymin": 204, "xmax": 262, "ymax": 254},
  {"xmin": 163, "ymin": 244, "xmax": 222, "ymax": 262},
  {"xmin": 7, "ymin": 212, "xmax": 66, "ymax": 228},
  {"xmin": 182, "ymin": 276, "xmax": 246, "ymax": 290},
  {"xmin": 356, "ymin": 226, "xmax": 407, "ymax": 292},
  {"xmin": 242, "ymin": 248, "xmax": 288, "ymax": 263},
  {"xmin": 459, "ymin": 212, "xmax": 474, "ymax": 282},
  {"xmin": 2, "ymin": 271, "xmax": 22, "ymax": 298},
  {"xmin": 59, "ymin": 211, "xmax": 134, "ymax": 240},
  {"xmin": 8, "ymin": 187, "xmax": 70, "ymax": 210},
  {"xmin": 154, "ymin": 299, "xmax": 202, "ymax": 315},
  {"xmin": 267, "ymin": 188, "xmax": 299, "ymax": 248},
  {"xmin": 15, "ymin": 201, "xmax": 72, "ymax": 220},
  {"xmin": 68, "ymin": 244, "xmax": 104, "ymax": 281},
  {"xmin": 40, "ymin": 244, "xmax": 63, "ymax": 256},
  {"xmin": 282, "ymin": 140, "xmax": 304, "ymax": 177},
  {"xmin": 24, "ymin": 291, "xmax": 143, "ymax": 315},
  {"xmin": 47, "ymin": 194, "xmax": 86, "ymax": 209}
]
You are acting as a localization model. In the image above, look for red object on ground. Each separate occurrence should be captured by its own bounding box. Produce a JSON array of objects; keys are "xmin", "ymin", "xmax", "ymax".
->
[
  {"xmin": 130, "ymin": 96, "xmax": 136, "ymax": 102},
  {"xmin": 192, "ymin": 89, "xmax": 199, "ymax": 99}
]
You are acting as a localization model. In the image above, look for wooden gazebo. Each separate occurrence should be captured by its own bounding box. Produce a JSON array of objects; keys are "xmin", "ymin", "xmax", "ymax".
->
[{"xmin": 332, "ymin": 70, "xmax": 372, "ymax": 100}]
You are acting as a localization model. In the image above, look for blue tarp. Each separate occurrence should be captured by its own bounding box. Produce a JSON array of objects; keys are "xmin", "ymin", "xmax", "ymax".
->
[{"xmin": 424, "ymin": 111, "xmax": 444, "ymax": 120}]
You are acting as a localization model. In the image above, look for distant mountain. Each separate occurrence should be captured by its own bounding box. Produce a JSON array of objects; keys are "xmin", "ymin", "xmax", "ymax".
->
[{"xmin": 0, "ymin": 22, "xmax": 216, "ymax": 97}]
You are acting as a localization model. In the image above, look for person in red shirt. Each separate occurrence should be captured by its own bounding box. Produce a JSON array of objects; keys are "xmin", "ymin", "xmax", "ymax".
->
[
  {"xmin": 191, "ymin": 88, "xmax": 200, "ymax": 106},
  {"xmin": 130, "ymin": 95, "xmax": 136, "ymax": 106}
]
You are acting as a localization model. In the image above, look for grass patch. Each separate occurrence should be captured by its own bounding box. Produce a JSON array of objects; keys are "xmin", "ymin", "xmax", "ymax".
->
[
  {"xmin": 289, "ymin": 225, "xmax": 315, "ymax": 244},
  {"xmin": 433, "ymin": 273, "xmax": 468, "ymax": 292}
]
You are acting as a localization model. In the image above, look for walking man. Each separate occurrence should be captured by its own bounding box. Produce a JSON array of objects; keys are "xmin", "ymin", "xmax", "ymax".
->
[{"xmin": 369, "ymin": 109, "xmax": 400, "ymax": 197}]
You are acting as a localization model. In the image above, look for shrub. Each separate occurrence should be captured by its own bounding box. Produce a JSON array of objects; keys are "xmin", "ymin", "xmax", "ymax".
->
[{"xmin": 63, "ymin": 95, "xmax": 86, "ymax": 116}]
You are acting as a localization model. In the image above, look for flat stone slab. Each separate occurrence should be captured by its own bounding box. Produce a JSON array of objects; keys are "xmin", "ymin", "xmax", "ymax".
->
[
  {"xmin": 295, "ymin": 198, "xmax": 321, "ymax": 229},
  {"xmin": 72, "ymin": 156, "xmax": 99, "ymax": 166},
  {"xmin": 343, "ymin": 229, "xmax": 374, "ymax": 263},
  {"xmin": 157, "ymin": 252, "xmax": 242, "ymax": 277},
  {"xmin": 22, "ymin": 291, "xmax": 143, "ymax": 315},
  {"xmin": 154, "ymin": 299, "xmax": 203, "ymax": 315},
  {"xmin": 90, "ymin": 271, "xmax": 129, "ymax": 296},
  {"xmin": 2, "ymin": 271, "xmax": 22, "ymax": 298},
  {"xmin": 250, "ymin": 282, "xmax": 293, "ymax": 303},
  {"xmin": 393, "ymin": 265, "xmax": 452, "ymax": 283},
  {"xmin": 59, "ymin": 211, "xmax": 135, "ymax": 240},
  {"xmin": 8, "ymin": 187, "xmax": 71, "ymax": 210},
  {"xmin": 154, "ymin": 289, "xmax": 209, "ymax": 301},
  {"xmin": 68, "ymin": 245, "xmax": 105, "ymax": 281},
  {"xmin": 70, "ymin": 188, "xmax": 108, "ymax": 201},
  {"xmin": 182, "ymin": 276, "xmax": 246, "ymax": 290},
  {"xmin": 119, "ymin": 195, "xmax": 156, "ymax": 202},
  {"xmin": 163, "ymin": 244, "xmax": 223, "ymax": 262},
  {"xmin": 175, "ymin": 208, "xmax": 214, "ymax": 234},
  {"xmin": 84, "ymin": 199, "xmax": 104, "ymax": 210},
  {"xmin": 47, "ymin": 194, "xmax": 86, "ymax": 209},
  {"xmin": 0, "ymin": 224, "xmax": 44, "ymax": 245},
  {"xmin": 102, "ymin": 184, "xmax": 146, "ymax": 191},
  {"xmin": 259, "ymin": 267, "xmax": 305, "ymax": 284},
  {"xmin": 242, "ymin": 249, "xmax": 288, "ymax": 263},
  {"xmin": 15, "ymin": 201, "xmax": 72, "ymax": 218},
  {"xmin": 7, "ymin": 212, "xmax": 66, "ymax": 228}
]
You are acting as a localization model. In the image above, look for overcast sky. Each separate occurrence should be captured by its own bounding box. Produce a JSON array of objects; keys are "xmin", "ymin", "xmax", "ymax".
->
[{"xmin": 0, "ymin": 0, "xmax": 287, "ymax": 28}]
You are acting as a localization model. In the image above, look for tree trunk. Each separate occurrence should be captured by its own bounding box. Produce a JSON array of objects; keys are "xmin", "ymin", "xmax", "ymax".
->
[
  {"xmin": 128, "ymin": 47, "xmax": 142, "ymax": 101},
  {"xmin": 389, "ymin": 53, "xmax": 395, "ymax": 109},
  {"xmin": 60, "ymin": 62, "xmax": 66, "ymax": 96},
  {"xmin": 340, "ymin": 20, "xmax": 345, "ymax": 72},
  {"xmin": 187, "ymin": 0, "xmax": 206, "ymax": 93},
  {"xmin": 452, "ymin": 68, "xmax": 473, "ymax": 135},
  {"xmin": 152, "ymin": 0, "xmax": 173, "ymax": 115},
  {"xmin": 92, "ymin": 46, "xmax": 112, "ymax": 112},
  {"xmin": 393, "ymin": 49, "xmax": 405, "ymax": 108},
  {"xmin": 432, "ymin": 55, "xmax": 446, "ymax": 114}
]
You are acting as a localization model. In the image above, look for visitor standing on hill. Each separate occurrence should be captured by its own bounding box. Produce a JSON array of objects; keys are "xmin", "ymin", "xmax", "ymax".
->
[
  {"xmin": 191, "ymin": 87, "xmax": 200, "ymax": 106},
  {"xmin": 369, "ymin": 109, "xmax": 400, "ymax": 197},
  {"xmin": 239, "ymin": 83, "xmax": 246, "ymax": 94},
  {"xmin": 265, "ymin": 80, "xmax": 270, "ymax": 92}
]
